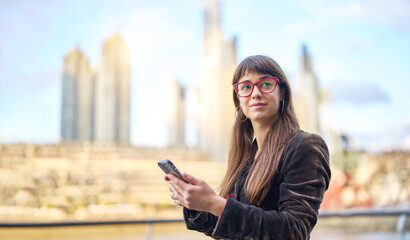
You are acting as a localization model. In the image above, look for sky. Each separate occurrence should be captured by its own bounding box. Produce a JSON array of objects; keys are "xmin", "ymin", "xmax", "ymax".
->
[{"xmin": 0, "ymin": 0, "xmax": 409, "ymax": 152}]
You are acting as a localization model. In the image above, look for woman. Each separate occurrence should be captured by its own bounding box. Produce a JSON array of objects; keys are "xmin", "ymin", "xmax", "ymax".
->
[{"xmin": 165, "ymin": 55, "xmax": 331, "ymax": 239}]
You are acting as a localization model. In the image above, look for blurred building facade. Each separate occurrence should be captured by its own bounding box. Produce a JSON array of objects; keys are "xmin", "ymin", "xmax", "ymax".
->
[
  {"xmin": 61, "ymin": 47, "xmax": 94, "ymax": 142},
  {"xmin": 94, "ymin": 34, "xmax": 131, "ymax": 144},
  {"xmin": 60, "ymin": 34, "xmax": 131, "ymax": 145},
  {"xmin": 293, "ymin": 45, "xmax": 320, "ymax": 135},
  {"xmin": 197, "ymin": 0, "xmax": 237, "ymax": 161},
  {"xmin": 292, "ymin": 45, "xmax": 344, "ymax": 156},
  {"xmin": 167, "ymin": 79, "xmax": 185, "ymax": 147}
]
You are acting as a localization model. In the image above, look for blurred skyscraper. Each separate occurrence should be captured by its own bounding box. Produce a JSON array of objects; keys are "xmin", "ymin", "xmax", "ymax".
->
[
  {"xmin": 94, "ymin": 34, "xmax": 131, "ymax": 144},
  {"xmin": 293, "ymin": 45, "xmax": 320, "ymax": 134},
  {"xmin": 61, "ymin": 47, "xmax": 94, "ymax": 142},
  {"xmin": 60, "ymin": 34, "xmax": 131, "ymax": 145},
  {"xmin": 197, "ymin": 0, "xmax": 237, "ymax": 161},
  {"xmin": 167, "ymin": 79, "xmax": 185, "ymax": 147},
  {"xmin": 292, "ymin": 45, "xmax": 342, "ymax": 155}
]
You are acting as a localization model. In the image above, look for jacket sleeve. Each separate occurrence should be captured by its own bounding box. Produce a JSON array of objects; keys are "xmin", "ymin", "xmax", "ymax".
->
[
  {"xmin": 212, "ymin": 133, "xmax": 331, "ymax": 240},
  {"xmin": 183, "ymin": 207, "xmax": 220, "ymax": 238}
]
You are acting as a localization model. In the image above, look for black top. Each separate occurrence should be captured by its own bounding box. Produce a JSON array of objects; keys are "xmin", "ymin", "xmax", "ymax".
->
[{"xmin": 183, "ymin": 130, "xmax": 331, "ymax": 240}]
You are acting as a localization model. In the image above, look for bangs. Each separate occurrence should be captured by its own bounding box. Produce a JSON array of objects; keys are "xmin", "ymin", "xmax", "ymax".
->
[{"xmin": 233, "ymin": 55, "xmax": 278, "ymax": 84}]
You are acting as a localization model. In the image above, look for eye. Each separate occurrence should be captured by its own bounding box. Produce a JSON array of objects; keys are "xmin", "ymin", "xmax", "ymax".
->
[
  {"xmin": 262, "ymin": 81, "xmax": 272, "ymax": 87},
  {"xmin": 259, "ymin": 79, "xmax": 274, "ymax": 88},
  {"xmin": 240, "ymin": 83, "xmax": 252, "ymax": 90}
]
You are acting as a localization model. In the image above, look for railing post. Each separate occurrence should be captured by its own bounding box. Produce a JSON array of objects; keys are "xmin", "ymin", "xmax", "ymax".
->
[
  {"xmin": 396, "ymin": 214, "xmax": 407, "ymax": 240},
  {"xmin": 146, "ymin": 221, "xmax": 153, "ymax": 240}
]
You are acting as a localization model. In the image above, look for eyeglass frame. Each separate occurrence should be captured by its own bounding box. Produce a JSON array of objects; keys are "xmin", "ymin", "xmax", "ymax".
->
[{"xmin": 232, "ymin": 77, "xmax": 281, "ymax": 98}]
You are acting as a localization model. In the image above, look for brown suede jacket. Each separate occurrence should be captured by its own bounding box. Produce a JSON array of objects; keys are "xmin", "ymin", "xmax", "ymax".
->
[{"xmin": 183, "ymin": 130, "xmax": 331, "ymax": 240}]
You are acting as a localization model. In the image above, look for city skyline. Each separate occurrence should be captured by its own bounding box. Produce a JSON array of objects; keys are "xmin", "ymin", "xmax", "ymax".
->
[
  {"xmin": 0, "ymin": 0, "xmax": 409, "ymax": 153},
  {"xmin": 61, "ymin": 34, "xmax": 131, "ymax": 144}
]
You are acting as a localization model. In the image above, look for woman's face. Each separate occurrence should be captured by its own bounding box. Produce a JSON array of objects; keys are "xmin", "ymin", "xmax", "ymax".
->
[{"xmin": 237, "ymin": 71, "xmax": 283, "ymax": 126}]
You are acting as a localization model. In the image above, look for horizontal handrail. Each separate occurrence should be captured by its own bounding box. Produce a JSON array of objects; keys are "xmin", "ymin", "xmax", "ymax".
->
[
  {"xmin": 0, "ymin": 209, "xmax": 408, "ymax": 227},
  {"xmin": 319, "ymin": 209, "xmax": 410, "ymax": 217},
  {"xmin": 0, "ymin": 219, "xmax": 184, "ymax": 227}
]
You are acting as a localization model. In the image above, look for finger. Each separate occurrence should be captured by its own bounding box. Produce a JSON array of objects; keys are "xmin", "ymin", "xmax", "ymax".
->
[
  {"xmin": 166, "ymin": 175, "xmax": 187, "ymax": 207},
  {"xmin": 171, "ymin": 191, "xmax": 186, "ymax": 207},
  {"xmin": 166, "ymin": 174, "xmax": 174, "ymax": 181},
  {"xmin": 171, "ymin": 188, "xmax": 181, "ymax": 200},
  {"xmin": 165, "ymin": 175, "xmax": 171, "ymax": 181},
  {"xmin": 174, "ymin": 200, "xmax": 183, "ymax": 207},
  {"xmin": 170, "ymin": 175, "xmax": 188, "ymax": 194},
  {"xmin": 182, "ymin": 172, "xmax": 201, "ymax": 185},
  {"xmin": 167, "ymin": 174, "xmax": 183, "ymax": 185}
]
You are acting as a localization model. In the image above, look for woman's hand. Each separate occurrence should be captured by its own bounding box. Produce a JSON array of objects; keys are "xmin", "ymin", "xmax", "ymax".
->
[{"xmin": 165, "ymin": 172, "xmax": 227, "ymax": 217}]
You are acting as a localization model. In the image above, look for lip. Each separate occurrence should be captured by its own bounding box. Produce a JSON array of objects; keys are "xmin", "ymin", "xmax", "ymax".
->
[{"xmin": 250, "ymin": 102, "xmax": 266, "ymax": 108}]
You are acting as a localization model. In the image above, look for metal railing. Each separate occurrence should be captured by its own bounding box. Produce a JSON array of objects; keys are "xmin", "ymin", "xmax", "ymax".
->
[
  {"xmin": 0, "ymin": 209, "xmax": 408, "ymax": 240},
  {"xmin": 319, "ymin": 209, "xmax": 409, "ymax": 240},
  {"xmin": 0, "ymin": 219, "xmax": 182, "ymax": 240}
]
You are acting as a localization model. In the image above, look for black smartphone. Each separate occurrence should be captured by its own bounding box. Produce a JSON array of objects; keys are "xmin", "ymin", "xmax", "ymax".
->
[{"xmin": 158, "ymin": 159, "xmax": 188, "ymax": 183}]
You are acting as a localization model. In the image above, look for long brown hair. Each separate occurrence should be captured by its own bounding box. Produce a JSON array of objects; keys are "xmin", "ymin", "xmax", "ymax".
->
[{"xmin": 219, "ymin": 55, "xmax": 300, "ymax": 205}]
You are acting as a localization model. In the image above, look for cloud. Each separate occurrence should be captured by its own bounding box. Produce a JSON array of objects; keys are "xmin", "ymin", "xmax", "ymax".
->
[
  {"xmin": 296, "ymin": 0, "xmax": 410, "ymax": 30},
  {"xmin": 329, "ymin": 81, "xmax": 390, "ymax": 105},
  {"xmin": 284, "ymin": 20, "xmax": 331, "ymax": 35},
  {"xmin": 353, "ymin": 116, "xmax": 410, "ymax": 152}
]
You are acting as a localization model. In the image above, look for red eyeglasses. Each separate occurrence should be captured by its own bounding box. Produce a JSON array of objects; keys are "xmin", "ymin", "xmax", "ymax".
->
[{"xmin": 233, "ymin": 77, "xmax": 280, "ymax": 97}]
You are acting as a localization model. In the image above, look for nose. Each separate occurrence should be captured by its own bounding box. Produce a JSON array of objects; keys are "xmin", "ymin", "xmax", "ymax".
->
[{"xmin": 251, "ymin": 85, "xmax": 262, "ymax": 99}]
